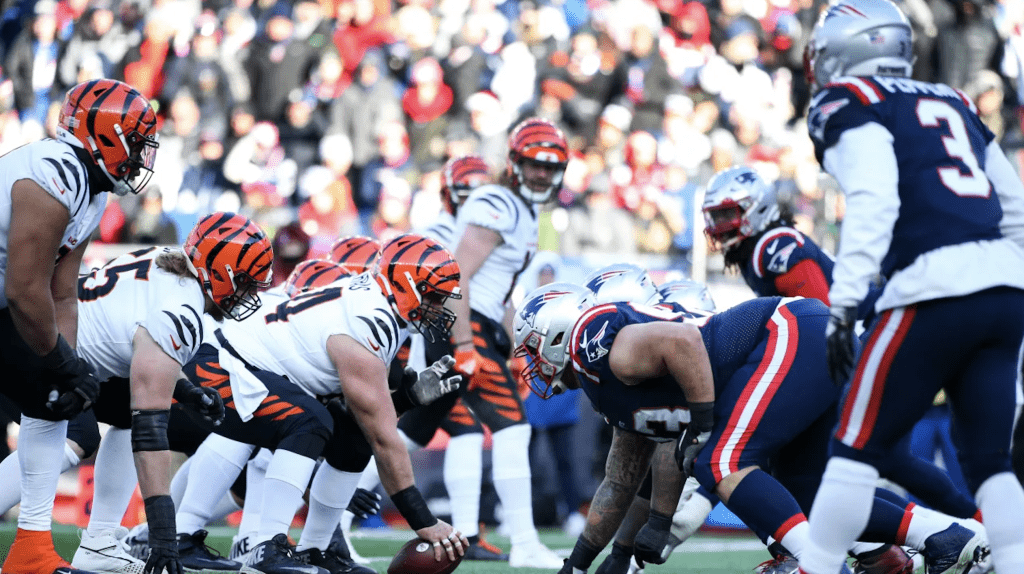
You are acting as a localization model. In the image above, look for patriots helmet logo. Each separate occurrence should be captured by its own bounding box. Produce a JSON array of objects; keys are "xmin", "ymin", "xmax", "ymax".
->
[
  {"xmin": 585, "ymin": 271, "xmax": 627, "ymax": 293},
  {"xmin": 519, "ymin": 290, "xmax": 572, "ymax": 328},
  {"xmin": 580, "ymin": 320, "xmax": 610, "ymax": 363}
]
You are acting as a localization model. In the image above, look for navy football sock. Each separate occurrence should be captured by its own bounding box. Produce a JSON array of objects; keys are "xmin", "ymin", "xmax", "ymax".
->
[{"xmin": 725, "ymin": 470, "xmax": 808, "ymax": 555}]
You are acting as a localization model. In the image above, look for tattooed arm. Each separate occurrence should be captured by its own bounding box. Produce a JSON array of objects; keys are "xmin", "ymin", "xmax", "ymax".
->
[
  {"xmin": 580, "ymin": 428, "xmax": 657, "ymax": 549},
  {"xmin": 650, "ymin": 440, "xmax": 686, "ymax": 516}
]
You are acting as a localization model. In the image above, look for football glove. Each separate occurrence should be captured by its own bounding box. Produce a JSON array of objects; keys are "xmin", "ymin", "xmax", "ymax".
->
[
  {"xmin": 675, "ymin": 401, "xmax": 713, "ymax": 475},
  {"xmin": 43, "ymin": 335, "xmax": 100, "ymax": 419},
  {"xmin": 634, "ymin": 511, "xmax": 673, "ymax": 565},
  {"xmin": 143, "ymin": 495, "xmax": 183, "ymax": 574},
  {"xmin": 405, "ymin": 355, "xmax": 462, "ymax": 406},
  {"xmin": 347, "ymin": 487, "xmax": 382, "ymax": 519},
  {"xmin": 595, "ymin": 542, "xmax": 634, "ymax": 574},
  {"xmin": 826, "ymin": 305, "xmax": 858, "ymax": 387},
  {"xmin": 173, "ymin": 378, "xmax": 225, "ymax": 426}
]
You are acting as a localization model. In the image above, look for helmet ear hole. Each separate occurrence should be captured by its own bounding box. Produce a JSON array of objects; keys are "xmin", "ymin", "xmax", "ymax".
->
[{"xmin": 98, "ymin": 134, "xmax": 115, "ymax": 147}]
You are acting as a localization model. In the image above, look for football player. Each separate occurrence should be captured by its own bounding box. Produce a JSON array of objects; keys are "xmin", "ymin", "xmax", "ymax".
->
[
  {"xmin": 658, "ymin": 280, "xmax": 717, "ymax": 314},
  {"xmin": 800, "ymin": 0, "xmax": 1024, "ymax": 572},
  {"xmin": 176, "ymin": 234, "xmax": 468, "ymax": 574},
  {"xmin": 445, "ymin": 120, "xmax": 569, "ymax": 567},
  {"xmin": 325, "ymin": 236, "xmax": 381, "ymax": 274},
  {"xmin": 514, "ymin": 284, "xmax": 986, "ymax": 574},
  {"xmin": 0, "ymin": 78, "xmax": 158, "ymax": 574}
]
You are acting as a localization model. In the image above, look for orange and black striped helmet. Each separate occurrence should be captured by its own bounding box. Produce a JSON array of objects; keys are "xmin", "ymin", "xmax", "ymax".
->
[
  {"xmin": 184, "ymin": 212, "xmax": 274, "ymax": 321},
  {"xmin": 441, "ymin": 155, "xmax": 490, "ymax": 215},
  {"xmin": 326, "ymin": 236, "xmax": 381, "ymax": 275},
  {"xmin": 56, "ymin": 79, "xmax": 159, "ymax": 196},
  {"xmin": 507, "ymin": 117, "xmax": 568, "ymax": 204},
  {"xmin": 283, "ymin": 259, "xmax": 350, "ymax": 298},
  {"xmin": 374, "ymin": 234, "xmax": 461, "ymax": 343}
]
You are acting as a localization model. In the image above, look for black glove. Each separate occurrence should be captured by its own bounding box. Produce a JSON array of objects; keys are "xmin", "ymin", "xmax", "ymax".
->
[
  {"xmin": 557, "ymin": 559, "xmax": 577, "ymax": 574},
  {"xmin": 402, "ymin": 355, "xmax": 462, "ymax": 407},
  {"xmin": 634, "ymin": 510, "xmax": 673, "ymax": 565},
  {"xmin": 143, "ymin": 495, "xmax": 183, "ymax": 574},
  {"xmin": 675, "ymin": 401, "xmax": 713, "ymax": 475},
  {"xmin": 595, "ymin": 542, "xmax": 633, "ymax": 574},
  {"xmin": 42, "ymin": 335, "xmax": 100, "ymax": 419},
  {"xmin": 347, "ymin": 487, "xmax": 381, "ymax": 518},
  {"xmin": 825, "ymin": 305, "xmax": 858, "ymax": 387},
  {"xmin": 173, "ymin": 378, "xmax": 225, "ymax": 426}
]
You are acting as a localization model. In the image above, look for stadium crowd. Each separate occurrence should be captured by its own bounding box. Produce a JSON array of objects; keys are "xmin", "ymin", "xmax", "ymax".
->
[{"xmin": 2, "ymin": 0, "xmax": 1023, "ymax": 263}]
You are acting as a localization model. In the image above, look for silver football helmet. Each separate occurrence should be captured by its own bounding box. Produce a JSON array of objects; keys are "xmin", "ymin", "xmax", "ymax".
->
[
  {"xmin": 804, "ymin": 0, "xmax": 914, "ymax": 92},
  {"xmin": 513, "ymin": 282, "xmax": 595, "ymax": 399},
  {"xmin": 702, "ymin": 166, "xmax": 779, "ymax": 251},
  {"xmin": 658, "ymin": 279, "xmax": 717, "ymax": 313},
  {"xmin": 584, "ymin": 263, "xmax": 662, "ymax": 306}
]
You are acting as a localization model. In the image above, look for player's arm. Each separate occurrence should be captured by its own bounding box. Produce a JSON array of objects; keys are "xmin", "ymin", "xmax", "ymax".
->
[
  {"xmin": 51, "ymin": 237, "xmax": 91, "ymax": 347},
  {"xmin": 774, "ymin": 259, "xmax": 831, "ymax": 303},
  {"xmin": 449, "ymin": 225, "xmax": 500, "ymax": 364},
  {"xmin": 608, "ymin": 321, "xmax": 714, "ymax": 404},
  {"xmin": 5, "ymin": 179, "xmax": 70, "ymax": 354},
  {"xmin": 983, "ymin": 139, "xmax": 1024, "ymax": 251},
  {"xmin": 822, "ymin": 123, "xmax": 900, "ymax": 309}
]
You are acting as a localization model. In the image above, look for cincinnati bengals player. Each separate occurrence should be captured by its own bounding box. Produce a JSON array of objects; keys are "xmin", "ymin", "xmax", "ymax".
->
[
  {"xmin": 326, "ymin": 236, "xmax": 381, "ymax": 275},
  {"xmin": 445, "ymin": 120, "xmax": 568, "ymax": 567},
  {"xmin": 176, "ymin": 235, "xmax": 467, "ymax": 574},
  {"xmin": 0, "ymin": 79, "xmax": 159, "ymax": 574},
  {"xmin": 284, "ymin": 259, "xmax": 352, "ymax": 298}
]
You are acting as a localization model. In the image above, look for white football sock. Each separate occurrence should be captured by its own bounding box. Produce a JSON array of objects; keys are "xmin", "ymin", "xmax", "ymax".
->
[
  {"xmin": 904, "ymin": 505, "xmax": 955, "ymax": 549},
  {"xmin": 238, "ymin": 449, "xmax": 271, "ymax": 539},
  {"xmin": 87, "ymin": 428, "xmax": 139, "ymax": 535},
  {"xmin": 17, "ymin": 417, "xmax": 68, "ymax": 531},
  {"xmin": 356, "ymin": 455, "xmax": 381, "ymax": 492},
  {"xmin": 258, "ymin": 450, "xmax": 316, "ymax": 543},
  {"xmin": 176, "ymin": 435, "xmax": 252, "ymax": 535},
  {"xmin": 0, "ymin": 439, "xmax": 79, "ymax": 515},
  {"xmin": 849, "ymin": 542, "xmax": 885, "ymax": 556},
  {"xmin": 491, "ymin": 424, "xmax": 537, "ymax": 546},
  {"xmin": 780, "ymin": 520, "xmax": 811, "ymax": 560},
  {"xmin": 801, "ymin": 457, "xmax": 879, "ymax": 574},
  {"xmin": 444, "ymin": 433, "xmax": 483, "ymax": 538},
  {"xmin": 298, "ymin": 463, "xmax": 361, "ymax": 551},
  {"xmin": 977, "ymin": 472, "xmax": 1024, "ymax": 573},
  {"xmin": 170, "ymin": 456, "xmax": 192, "ymax": 508}
]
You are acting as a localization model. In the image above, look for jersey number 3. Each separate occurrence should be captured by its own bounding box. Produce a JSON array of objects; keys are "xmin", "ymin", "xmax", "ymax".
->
[{"xmin": 916, "ymin": 99, "xmax": 990, "ymax": 198}]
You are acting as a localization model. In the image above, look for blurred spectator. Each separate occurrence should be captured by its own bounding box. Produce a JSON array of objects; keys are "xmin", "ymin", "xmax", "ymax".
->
[
  {"xmin": 127, "ymin": 187, "xmax": 179, "ymax": 244},
  {"xmin": 161, "ymin": 13, "xmax": 235, "ymax": 133},
  {"xmin": 658, "ymin": 93, "xmax": 711, "ymax": 173},
  {"xmin": 490, "ymin": 40, "xmax": 537, "ymax": 120},
  {"xmin": 595, "ymin": 103, "xmax": 631, "ymax": 169},
  {"xmin": 403, "ymin": 57, "xmax": 453, "ymax": 169},
  {"xmin": 444, "ymin": 11, "xmax": 492, "ymax": 118},
  {"xmin": 623, "ymin": 24, "xmax": 677, "ymax": 133},
  {"xmin": 245, "ymin": 1, "xmax": 319, "ymax": 123},
  {"xmin": 937, "ymin": 0, "xmax": 1000, "ymax": 90},
  {"xmin": 328, "ymin": 47, "xmax": 402, "ymax": 196},
  {"xmin": 118, "ymin": 12, "xmax": 174, "ymax": 100},
  {"xmin": 152, "ymin": 90, "xmax": 204, "ymax": 205},
  {"xmin": 293, "ymin": 0, "xmax": 332, "ymax": 51},
  {"xmin": 270, "ymin": 220, "xmax": 311, "ymax": 287},
  {"xmin": 459, "ymin": 90, "xmax": 507, "ymax": 169},
  {"xmin": 298, "ymin": 165, "xmax": 360, "ymax": 257},
  {"xmin": 279, "ymin": 95, "xmax": 328, "ymax": 178},
  {"xmin": 332, "ymin": 0, "xmax": 393, "ymax": 81},
  {"xmin": 304, "ymin": 49, "xmax": 349, "ymax": 118},
  {"xmin": 369, "ymin": 175, "xmax": 413, "ymax": 241},
  {"xmin": 224, "ymin": 120, "xmax": 298, "ymax": 209},
  {"xmin": 547, "ymin": 27, "xmax": 624, "ymax": 145},
  {"xmin": 561, "ymin": 149, "xmax": 635, "ymax": 257},
  {"xmin": 218, "ymin": 7, "xmax": 257, "ymax": 103},
  {"xmin": 965, "ymin": 69, "xmax": 1006, "ymax": 140},
  {"xmin": 5, "ymin": 0, "xmax": 61, "ymax": 130},
  {"xmin": 358, "ymin": 120, "xmax": 417, "ymax": 226},
  {"xmin": 57, "ymin": 0, "xmax": 129, "ymax": 87},
  {"xmin": 179, "ymin": 128, "xmax": 235, "ymax": 214},
  {"xmin": 391, "ymin": 3, "xmax": 440, "ymax": 81}
]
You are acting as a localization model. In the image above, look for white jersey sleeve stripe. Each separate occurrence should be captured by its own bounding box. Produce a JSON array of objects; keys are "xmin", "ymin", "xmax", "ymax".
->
[{"xmin": 475, "ymin": 191, "xmax": 520, "ymax": 227}]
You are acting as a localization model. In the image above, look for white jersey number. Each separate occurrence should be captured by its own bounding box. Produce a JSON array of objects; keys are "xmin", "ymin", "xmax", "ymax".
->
[
  {"xmin": 916, "ymin": 99, "xmax": 991, "ymax": 198},
  {"xmin": 633, "ymin": 407, "xmax": 691, "ymax": 436}
]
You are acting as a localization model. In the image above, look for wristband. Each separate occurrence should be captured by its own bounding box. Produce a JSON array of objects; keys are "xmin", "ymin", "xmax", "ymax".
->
[
  {"xmin": 143, "ymin": 495, "xmax": 178, "ymax": 550},
  {"xmin": 567, "ymin": 537, "xmax": 602, "ymax": 569},
  {"xmin": 688, "ymin": 401, "xmax": 715, "ymax": 433},
  {"xmin": 392, "ymin": 486, "xmax": 437, "ymax": 530}
]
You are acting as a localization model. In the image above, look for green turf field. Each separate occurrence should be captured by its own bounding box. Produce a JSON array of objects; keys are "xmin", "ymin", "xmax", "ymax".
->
[{"xmin": 0, "ymin": 523, "xmax": 769, "ymax": 573}]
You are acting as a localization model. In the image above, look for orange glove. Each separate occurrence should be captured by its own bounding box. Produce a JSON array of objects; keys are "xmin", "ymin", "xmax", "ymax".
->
[{"xmin": 453, "ymin": 345, "xmax": 485, "ymax": 388}]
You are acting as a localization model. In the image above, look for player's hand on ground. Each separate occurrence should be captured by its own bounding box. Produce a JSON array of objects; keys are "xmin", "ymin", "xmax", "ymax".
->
[
  {"xmin": 174, "ymin": 378, "xmax": 226, "ymax": 425},
  {"xmin": 634, "ymin": 510, "xmax": 673, "ymax": 565},
  {"xmin": 347, "ymin": 487, "xmax": 381, "ymax": 518},
  {"xmin": 144, "ymin": 545, "xmax": 183, "ymax": 574},
  {"xmin": 415, "ymin": 520, "xmax": 467, "ymax": 562},
  {"xmin": 408, "ymin": 355, "xmax": 462, "ymax": 405},
  {"xmin": 825, "ymin": 305, "xmax": 858, "ymax": 386}
]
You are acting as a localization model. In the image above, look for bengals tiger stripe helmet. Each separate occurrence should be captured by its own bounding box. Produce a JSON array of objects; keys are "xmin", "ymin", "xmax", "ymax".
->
[
  {"xmin": 56, "ymin": 79, "xmax": 159, "ymax": 196},
  {"xmin": 283, "ymin": 259, "xmax": 349, "ymax": 297},
  {"xmin": 442, "ymin": 155, "xmax": 490, "ymax": 215},
  {"xmin": 327, "ymin": 236, "xmax": 381, "ymax": 275},
  {"xmin": 184, "ymin": 212, "xmax": 274, "ymax": 321},
  {"xmin": 507, "ymin": 117, "xmax": 568, "ymax": 203},
  {"xmin": 374, "ymin": 234, "xmax": 462, "ymax": 343}
]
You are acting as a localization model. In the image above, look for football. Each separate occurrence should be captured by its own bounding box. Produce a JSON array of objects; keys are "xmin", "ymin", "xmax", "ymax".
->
[{"xmin": 387, "ymin": 538, "xmax": 464, "ymax": 574}]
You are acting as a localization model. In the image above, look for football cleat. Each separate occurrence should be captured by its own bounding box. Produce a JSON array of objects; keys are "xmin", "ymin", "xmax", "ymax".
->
[
  {"xmin": 123, "ymin": 524, "xmax": 149, "ymax": 561},
  {"xmin": 230, "ymin": 533, "xmax": 255, "ymax": 563},
  {"xmin": 72, "ymin": 527, "xmax": 147, "ymax": 574},
  {"xmin": 178, "ymin": 529, "xmax": 243, "ymax": 571},
  {"xmin": 294, "ymin": 548, "xmax": 375, "ymax": 574},
  {"xmin": 508, "ymin": 540, "xmax": 564, "ymax": 568},
  {"xmin": 756, "ymin": 555, "xmax": 800, "ymax": 574},
  {"xmin": 244, "ymin": 534, "xmax": 329, "ymax": 574},
  {"xmin": 851, "ymin": 544, "xmax": 915, "ymax": 574},
  {"xmin": 921, "ymin": 525, "xmax": 988, "ymax": 574},
  {"xmin": 462, "ymin": 539, "xmax": 509, "ymax": 561},
  {"xmin": 3, "ymin": 528, "xmax": 100, "ymax": 574}
]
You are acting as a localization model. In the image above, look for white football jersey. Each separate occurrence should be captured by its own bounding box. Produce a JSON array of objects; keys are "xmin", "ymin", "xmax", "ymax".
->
[
  {"xmin": 452, "ymin": 184, "xmax": 538, "ymax": 324},
  {"xmin": 419, "ymin": 210, "xmax": 457, "ymax": 248},
  {"xmin": 0, "ymin": 139, "xmax": 108, "ymax": 309},
  {"xmin": 219, "ymin": 272, "xmax": 409, "ymax": 398},
  {"xmin": 77, "ymin": 247, "xmax": 208, "ymax": 382}
]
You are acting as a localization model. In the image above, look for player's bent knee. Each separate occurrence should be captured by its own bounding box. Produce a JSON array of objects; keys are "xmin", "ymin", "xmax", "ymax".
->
[
  {"xmin": 66, "ymin": 413, "xmax": 101, "ymax": 458},
  {"xmin": 276, "ymin": 414, "xmax": 332, "ymax": 459}
]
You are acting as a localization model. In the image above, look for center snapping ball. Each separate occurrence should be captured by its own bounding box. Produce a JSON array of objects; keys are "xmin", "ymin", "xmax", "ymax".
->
[{"xmin": 387, "ymin": 538, "xmax": 464, "ymax": 574}]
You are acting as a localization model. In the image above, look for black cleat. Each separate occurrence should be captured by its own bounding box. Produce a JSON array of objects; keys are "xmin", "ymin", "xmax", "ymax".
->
[
  {"xmin": 244, "ymin": 534, "xmax": 329, "ymax": 574},
  {"xmin": 178, "ymin": 529, "xmax": 243, "ymax": 571}
]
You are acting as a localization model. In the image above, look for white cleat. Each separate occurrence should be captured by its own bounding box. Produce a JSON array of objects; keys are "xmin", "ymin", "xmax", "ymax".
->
[
  {"xmin": 508, "ymin": 541, "xmax": 564, "ymax": 568},
  {"xmin": 73, "ymin": 527, "xmax": 148, "ymax": 574}
]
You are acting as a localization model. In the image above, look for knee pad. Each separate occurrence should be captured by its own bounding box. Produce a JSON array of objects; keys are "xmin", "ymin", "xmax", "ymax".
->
[
  {"xmin": 323, "ymin": 426, "xmax": 373, "ymax": 473},
  {"xmin": 131, "ymin": 410, "xmax": 170, "ymax": 452},
  {"xmin": 66, "ymin": 410, "xmax": 101, "ymax": 459},
  {"xmin": 491, "ymin": 424, "xmax": 531, "ymax": 481},
  {"xmin": 277, "ymin": 411, "xmax": 332, "ymax": 459}
]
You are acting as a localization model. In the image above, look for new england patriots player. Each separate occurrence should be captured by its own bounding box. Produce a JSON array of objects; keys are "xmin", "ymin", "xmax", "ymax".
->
[
  {"xmin": 513, "ymin": 285, "xmax": 986, "ymax": 574},
  {"xmin": 800, "ymin": 0, "xmax": 1024, "ymax": 572},
  {"xmin": 0, "ymin": 78, "xmax": 158, "ymax": 574},
  {"xmin": 445, "ymin": 119, "xmax": 569, "ymax": 567}
]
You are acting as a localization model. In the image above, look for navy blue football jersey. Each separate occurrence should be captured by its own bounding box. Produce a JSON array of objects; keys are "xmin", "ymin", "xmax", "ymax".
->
[
  {"xmin": 567, "ymin": 297, "xmax": 787, "ymax": 440},
  {"xmin": 742, "ymin": 227, "xmax": 835, "ymax": 298},
  {"xmin": 808, "ymin": 76, "xmax": 1003, "ymax": 278}
]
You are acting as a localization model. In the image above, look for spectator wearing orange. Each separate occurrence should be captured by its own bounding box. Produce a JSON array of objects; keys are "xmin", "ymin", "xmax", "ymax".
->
[{"xmin": 403, "ymin": 57, "xmax": 454, "ymax": 170}]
